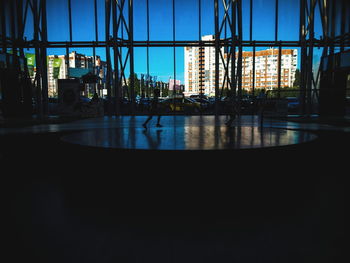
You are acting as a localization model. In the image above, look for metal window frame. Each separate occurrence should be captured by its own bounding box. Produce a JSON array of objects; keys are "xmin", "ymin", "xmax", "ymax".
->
[{"xmin": 0, "ymin": 0, "xmax": 348, "ymax": 117}]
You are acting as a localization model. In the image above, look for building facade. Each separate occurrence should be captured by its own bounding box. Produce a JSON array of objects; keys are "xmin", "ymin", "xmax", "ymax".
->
[
  {"xmin": 184, "ymin": 35, "xmax": 226, "ymax": 97},
  {"xmin": 242, "ymin": 48, "xmax": 298, "ymax": 91},
  {"xmin": 184, "ymin": 35, "xmax": 298, "ymax": 97},
  {"xmin": 47, "ymin": 51, "xmax": 106, "ymax": 97}
]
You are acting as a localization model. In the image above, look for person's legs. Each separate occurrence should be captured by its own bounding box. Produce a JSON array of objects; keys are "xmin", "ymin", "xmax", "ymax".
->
[
  {"xmin": 225, "ymin": 112, "xmax": 236, "ymax": 126},
  {"xmin": 156, "ymin": 115, "xmax": 162, "ymax": 127},
  {"xmin": 143, "ymin": 115, "xmax": 153, "ymax": 128}
]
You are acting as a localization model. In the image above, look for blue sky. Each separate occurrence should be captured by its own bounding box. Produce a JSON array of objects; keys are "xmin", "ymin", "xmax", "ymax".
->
[{"xmin": 23, "ymin": 0, "xmax": 324, "ymax": 83}]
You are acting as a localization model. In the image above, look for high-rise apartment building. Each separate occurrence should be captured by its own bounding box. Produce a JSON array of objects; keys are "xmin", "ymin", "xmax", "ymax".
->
[
  {"xmin": 184, "ymin": 35, "xmax": 227, "ymax": 97},
  {"xmin": 184, "ymin": 35, "xmax": 298, "ymax": 97},
  {"xmin": 241, "ymin": 48, "xmax": 298, "ymax": 90}
]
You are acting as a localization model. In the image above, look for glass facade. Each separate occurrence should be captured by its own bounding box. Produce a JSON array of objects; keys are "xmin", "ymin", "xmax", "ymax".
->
[{"xmin": 0, "ymin": 0, "xmax": 349, "ymax": 117}]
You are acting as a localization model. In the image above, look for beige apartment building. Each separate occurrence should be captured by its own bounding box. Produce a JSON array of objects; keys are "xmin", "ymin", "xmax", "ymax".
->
[{"xmin": 184, "ymin": 35, "xmax": 298, "ymax": 97}]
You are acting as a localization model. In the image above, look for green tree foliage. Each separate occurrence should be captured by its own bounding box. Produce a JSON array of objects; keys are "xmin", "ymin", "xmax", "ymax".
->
[
  {"xmin": 128, "ymin": 74, "xmax": 169, "ymax": 98},
  {"xmin": 293, "ymin": 69, "xmax": 300, "ymax": 88}
]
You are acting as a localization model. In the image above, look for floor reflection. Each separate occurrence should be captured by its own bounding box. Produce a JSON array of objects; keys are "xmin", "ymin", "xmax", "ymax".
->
[{"xmin": 61, "ymin": 126, "xmax": 317, "ymax": 150}]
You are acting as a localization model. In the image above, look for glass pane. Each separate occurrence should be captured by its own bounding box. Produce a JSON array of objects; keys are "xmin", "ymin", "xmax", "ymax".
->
[
  {"xmin": 71, "ymin": 0, "xmax": 95, "ymax": 41},
  {"xmin": 252, "ymin": 0, "xmax": 276, "ymax": 41},
  {"xmin": 23, "ymin": 4, "xmax": 34, "ymax": 41},
  {"xmin": 278, "ymin": 0, "xmax": 300, "ymax": 41},
  {"xmin": 134, "ymin": 47, "xmax": 147, "ymax": 76},
  {"xmin": 47, "ymin": 0, "xmax": 69, "ymax": 41},
  {"xmin": 346, "ymin": 3, "xmax": 350, "ymax": 37},
  {"xmin": 176, "ymin": 46, "xmax": 185, "ymax": 86},
  {"xmin": 333, "ymin": 1, "xmax": 342, "ymax": 37},
  {"xmin": 314, "ymin": 3, "xmax": 323, "ymax": 41},
  {"xmin": 4, "ymin": 2, "xmax": 12, "ymax": 39},
  {"xmin": 175, "ymin": 0, "xmax": 199, "ymax": 41},
  {"xmin": 96, "ymin": 0, "xmax": 105, "ymax": 41},
  {"xmin": 149, "ymin": 0, "xmax": 173, "ymax": 41},
  {"xmin": 149, "ymin": 47, "xmax": 173, "ymax": 83},
  {"xmin": 134, "ymin": 0, "xmax": 147, "ymax": 41},
  {"xmin": 242, "ymin": 0, "xmax": 251, "ymax": 41},
  {"xmin": 201, "ymin": 0, "xmax": 214, "ymax": 37}
]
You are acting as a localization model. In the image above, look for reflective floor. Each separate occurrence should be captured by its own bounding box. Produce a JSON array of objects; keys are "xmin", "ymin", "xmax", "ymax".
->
[
  {"xmin": 2, "ymin": 115, "xmax": 346, "ymax": 263},
  {"xmin": 61, "ymin": 126, "xmax": 317, "ymax": 150},
  {"xmin": 55, "ymin": 115, "xmax": 323, "ymax": 150},
  {"xmin": 6, "ymin": 114, "xmax": 350, "ymax": 150},
  {"xmin": 1, "ymin": 115, "xmax": 350, "ymax": 135}
]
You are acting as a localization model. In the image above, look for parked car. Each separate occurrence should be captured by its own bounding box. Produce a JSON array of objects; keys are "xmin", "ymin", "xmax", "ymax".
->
[
  {"xmin": 102, "ymin": 97, "xmax": 131, "ymax": 114},
  {"xmin": 215, "ymin": 95, "xmax": 256, "ymax": 114},
  {"xmin": 189, "ymin": 94, "xmax": 209, "ymax": 100},
  {"xmin": 161, "ymin": 97, "xmax": 201, "ymax": 114},
  {"xmin": 137, "ymin": 97, "xmax": 152, "ymax": 112},
  {"xmin": 190, "ymin": 97, "xmax": 213, "ymax": 112}
]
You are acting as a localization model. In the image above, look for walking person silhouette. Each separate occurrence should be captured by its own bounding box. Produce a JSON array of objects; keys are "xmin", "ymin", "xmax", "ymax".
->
[
  {"xmin": 225, "ymin": 90, "xmax": 239, "ymax": 127},
  {"xmin": 142, "ymin": 88, "xmax": 162, "ymax": 129}
]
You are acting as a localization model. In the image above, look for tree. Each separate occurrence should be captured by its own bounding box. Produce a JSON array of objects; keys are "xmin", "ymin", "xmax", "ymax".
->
[
  {"xmin": 127, "ymin": 73, "xmax": 140, "ymax": 97},
  {"xmin": 293, "ymin": 69, "xmax": 300, "ymax": 88}
]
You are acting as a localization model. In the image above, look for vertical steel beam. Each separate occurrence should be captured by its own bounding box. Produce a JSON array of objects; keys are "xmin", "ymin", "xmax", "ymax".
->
[
  {"xmin": 67, "ymin": 0, "xmax": 72, "ymax": 42},
  {"xmin": 18, "ymin": 0, "xmax": 34, "ymax": 115},
  {"xmin": 224, "ymin": 0, "xmax": 229, "ymax": 96},
  {"xmin": 38, "ymin": 0, "xmax": 48, "ymax": 118},
  {"xmin": 277, "ymin": 43, "xmax": 282, "ymax": 98},
  {"xmin": 340, "ymin": 0, "xmax": 346, "ymax": 51},
  {"xmin": 225, "ymin": 44, "xmax": 229, "ymax": 94},
  {"xmin": 172, "ymin": 0, "xmax": 176, "ymax": 100},
  {"xmin": 17, "ymin": 0, "xmax": 27, "ymax": 71},
  {"xmin": 93, "ymin": 0, "xmax": 98, "ymax": 101},
  {"xmin": 214, "ymin": 0, "xmax": 220, "ymax": 115},
  {"xmin": 112, "ymin": 0, "xmax": 121, "ymax": 115},
  {"xmin": 329, "ymin": 0, "xmax": 335, "ymax": 55},
  {"xmin": 299, "ymin": 0, "xmax": 307, "ymax": 114},
  {"xmin": 231, "ymin": 0, "xmax": 236, "ymax": 99},
  {"xmin": 275, "ymin": 0, "xmax": 279, "ymax": 42},
  {"xmin": 146, "ymin": 0, "xmax": 150, "ymax": 98},
  {"xmin": 65, "ymin": 0, "xmax": 72, "ymax": 82},
  {"xmin": 250, "ymin": 0, "xmax": 253, "ymax": 42},
  {"xmin": 318, "ymin": 0, "xmax": 328, "ymax": 47},
  {"xmin": 10, "ymin": 0, "xmax": 18, "ymax": 67},
  {"xmin": 17, "ymin": 0, "xmax": 27, "ymax": 50},
  {"xmin": 236, "ymin": 0, "xmax": 243, "ymax": 114},
  {"xmin": 32, "ymin": 0, "xmax": 43, "ymax": 119},
  {"xmin": 306, "ymin": 0, "xmax": 316, "ymax": 115},
  {"xmin": 199, "ymin": 0, "xmax": 202, "ymax": 41},
  {"xmin": 94, "ymin": 0, "xmax": 98, "ymax": 42},
  {"xmin": 92, "ymin": 46, "xmax": 96, "ymax": 92},
  {"xmin": 0, "ymin": 0, "xmax": 7, "ymax": 53},
  {"xmin": 316, "ymin": 0, "xmax": 328, "ymax": 110},
  {"xmin": 65, "ymin": 46, "xmax": 69, "ymax": 79},
  {"xmin": 40, "ymin": 0, "xmax": 48, "ymax": 116},
  {"xmin": 252, "ymin": 43, "xmax": 255, "ymax": 96},
  {"xmin": 105, "ymin": 0, "xmax": 112, "ymax": 116},
  {"xmin": 128, "ymin": 0, "xmax": 135, "ymax": 113},
  {"xmin": 16, "ymin": 0, "xmax": 25, "ymax": 55}
]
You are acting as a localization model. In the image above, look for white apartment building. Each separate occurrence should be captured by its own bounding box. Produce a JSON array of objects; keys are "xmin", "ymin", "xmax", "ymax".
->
[
  {"xmin": 184, "ymin": 35, "xmax": 298, "ymax": 96},
  {"xmin": 184, "ymin": 35, "xmax": 226, "ymax": 97}
]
